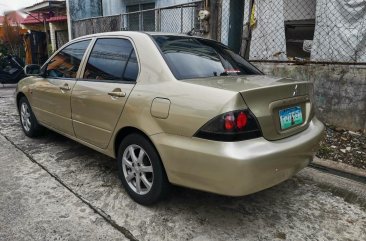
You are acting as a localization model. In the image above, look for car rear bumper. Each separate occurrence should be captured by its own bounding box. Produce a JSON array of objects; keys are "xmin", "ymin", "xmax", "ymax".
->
[{"xmin": 151, "ymin": 117, "xmax": 325, "ymax": 196}]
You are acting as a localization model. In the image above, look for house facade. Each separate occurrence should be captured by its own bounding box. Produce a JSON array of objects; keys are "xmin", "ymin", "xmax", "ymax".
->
[{"xmin": 22, "ymin": 0, "xmax": 69, "ymax": 53}]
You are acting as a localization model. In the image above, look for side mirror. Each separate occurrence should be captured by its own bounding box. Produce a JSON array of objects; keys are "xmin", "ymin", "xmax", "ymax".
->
[{"xmin": 24, "ymin": 64, "xmax": 41, "ymax": 76}]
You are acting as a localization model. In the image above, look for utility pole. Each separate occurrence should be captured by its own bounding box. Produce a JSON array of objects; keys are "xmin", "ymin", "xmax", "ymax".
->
[
  {"xmin": 240, "ymin": 0, "xmax": 254, "ymax": 58},
  {"xmin": 43, "ymin": 18, "xmax": 49, "ymax": 57},
  {"xmin": 209, "ymin": 0, "xmax": 219, "ymax": 41},
  {"xmin": 65, "ymin": 0, "xmax": 73, "ymax": 40}
]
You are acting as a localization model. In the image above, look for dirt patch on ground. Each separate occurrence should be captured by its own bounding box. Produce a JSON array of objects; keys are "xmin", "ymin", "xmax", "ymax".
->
[{"xmin": 317, "ymin": 124, "xmax": 366, "ymax": 170}]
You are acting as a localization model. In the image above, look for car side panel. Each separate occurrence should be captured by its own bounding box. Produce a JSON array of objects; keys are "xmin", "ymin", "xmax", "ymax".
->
[
  {"xmin": 31, "ymin": 78, "xmax": 76, "ymax": 136},
  {"xmin": 106, "ymin": 33, "xmax": 246, "ymax": 157},
  {"xmin": 19, "ymin": 38, "xmax": 93, "ymax": 137},
  {"xmin": 71, "ymin": 81, "xmax": 134, "ymax": 148}
]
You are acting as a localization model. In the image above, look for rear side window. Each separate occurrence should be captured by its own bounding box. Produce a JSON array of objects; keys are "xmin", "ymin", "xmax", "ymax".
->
[
  {"xmin": 46, "ymin": 40, "xmax": 91, "ymax": 78},
  {"xmin": 83, "ymin": 38, "xmax": 139, "ymax": 82},
  {"xmin": 152, "ymin": 36, "xmax": 262, "ymax": 80}
]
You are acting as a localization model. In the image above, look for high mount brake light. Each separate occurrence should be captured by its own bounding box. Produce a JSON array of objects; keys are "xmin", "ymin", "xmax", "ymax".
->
[{"xmin": 194, "ymin": 109, "xmax": 262, "ymax": 142}]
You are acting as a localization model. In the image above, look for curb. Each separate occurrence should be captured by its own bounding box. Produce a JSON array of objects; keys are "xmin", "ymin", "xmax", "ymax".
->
[
  {"xmin": 311, "ymin": 157, "xmax": 366, "ymax": 183},
  {"xmin": 0, "ymin": 84, "xmax": 17, "ymax": 88}
]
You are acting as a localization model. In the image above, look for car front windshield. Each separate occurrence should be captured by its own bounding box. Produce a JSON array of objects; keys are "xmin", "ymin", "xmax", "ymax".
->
[{"xmin": 152, "ymin": 35, "xmax": 262, "ymax": 80}]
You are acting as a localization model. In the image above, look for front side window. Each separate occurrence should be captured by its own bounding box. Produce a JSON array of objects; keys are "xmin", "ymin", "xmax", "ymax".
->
[
  {"xmin": 83, "ymin": 38, "xmax": 138, "ymax": 81},
  {"xmin": 46, "ymin": 40, "xmax": 91, "ymax": 78},
  {"xmin": 152, "ymin": 36, "xmax": 262, "ymax": 80}
]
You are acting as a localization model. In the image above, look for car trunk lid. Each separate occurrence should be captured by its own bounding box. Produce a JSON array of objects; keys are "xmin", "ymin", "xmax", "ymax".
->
[{"xmin": 183, "ymin": 75, "xmax": 314, "ymax": 140}]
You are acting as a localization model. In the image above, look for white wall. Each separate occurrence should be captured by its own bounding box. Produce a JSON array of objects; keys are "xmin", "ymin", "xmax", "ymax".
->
[
  {"xmin": 311, "ymin": 0, "xmax": 366, "ymax": 62},
  {"xmin": 242, "ymin": 0, "xmax": 316, "ymax": 60},
  {"xmin": 248, "ymin": 0, "xmax": 287, "ymax": 60},
  {"xmin": 284, "ymin": 0, "xmax": 316, "ymax": 21}
]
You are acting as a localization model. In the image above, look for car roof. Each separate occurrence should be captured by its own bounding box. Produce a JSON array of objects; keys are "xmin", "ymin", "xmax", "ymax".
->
[{"xmin": 73, "ymin": 31, "xmax": 201, "ymax": 41}]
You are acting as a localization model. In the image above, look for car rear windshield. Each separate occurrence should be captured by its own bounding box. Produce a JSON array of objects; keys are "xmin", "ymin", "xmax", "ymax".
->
[{"xmin": 152, "ymin": 35, "xmax": 262, "ymax": 80}]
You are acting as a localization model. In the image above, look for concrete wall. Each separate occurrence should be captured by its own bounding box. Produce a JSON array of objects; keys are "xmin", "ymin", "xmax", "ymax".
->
[{"xmin": 254, "ymin": 63, "xmax": 366, "ymax": 132}]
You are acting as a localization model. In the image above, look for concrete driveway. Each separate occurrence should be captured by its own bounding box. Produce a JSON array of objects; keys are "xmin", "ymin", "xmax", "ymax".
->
[{"xmin": 0, "ymin": 87, "xmax": 365, "ymax": 241}]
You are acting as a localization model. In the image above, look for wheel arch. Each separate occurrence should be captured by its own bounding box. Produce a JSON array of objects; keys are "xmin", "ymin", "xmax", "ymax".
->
[
  {"xmin": 113, "ymin": 126, "xmax": 170, "ymax": 180},
  {"xmin": 114, "ymin": 127, "xmax": 160, "ymax": 160},
  {"xmin": 16, "ymin": 92, "xmax": 27, "ymax": 110}
]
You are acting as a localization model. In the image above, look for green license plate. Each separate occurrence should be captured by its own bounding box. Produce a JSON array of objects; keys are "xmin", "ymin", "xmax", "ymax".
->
[{"xmin": 279, "ymin": 106, "xmax": 303, "ymax": 130}]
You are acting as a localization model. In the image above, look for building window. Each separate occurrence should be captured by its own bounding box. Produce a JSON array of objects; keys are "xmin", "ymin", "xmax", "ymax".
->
[
  {"xmin": 285, "ymin": 20, "xmax": 315, "ymax": 59},
  {"xmin": 283, "ymin": 0, "xmax": 316, "ymax": 60},
  {"xmin": 126, "ymin": 3, "xmax": 155, "ymax": 31},
  {"xmin": 55, "ymin": 30, "xmax": 69, "ymax": 49}
]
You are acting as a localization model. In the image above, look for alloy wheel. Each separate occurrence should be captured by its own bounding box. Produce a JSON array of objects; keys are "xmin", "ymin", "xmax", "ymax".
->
[
  {"xmin": 20, "ymin": 102, "xmax": 31, "ymax": 132},
  {"xmin": 122, "ymin": 144, "xmax": 154, "ymax": 195}
]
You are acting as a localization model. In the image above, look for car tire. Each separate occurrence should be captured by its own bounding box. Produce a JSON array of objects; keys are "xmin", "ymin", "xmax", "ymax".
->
[
  {"xmin": 117, "ymin": 133, "xmax": 171, "ymax": 205},
  {"xmin": 18, "ymin": 96, "xmax": 44, "ymax": 137}
]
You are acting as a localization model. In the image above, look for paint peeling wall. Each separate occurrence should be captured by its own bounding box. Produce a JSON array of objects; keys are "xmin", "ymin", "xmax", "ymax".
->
[
  {"xmin": 254, "ymin": 63, "xmax": 366, "ymax": 132},
  {"xmin": 69, "ymin": 0, "xmax": 102, "ymax": 20}
]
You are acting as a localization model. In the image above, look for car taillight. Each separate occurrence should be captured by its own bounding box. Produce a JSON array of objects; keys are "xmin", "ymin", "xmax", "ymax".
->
[
  {"xmin": 236, "ymin": 112, "xmax": 247, "ymax": 129},
  {"xmin": 194, "ymin": 109, "xmax": 262, "ymax": 141},
  {"xmin": 224, "ymin": 113, "xmax": 235, "ymax": 130}
]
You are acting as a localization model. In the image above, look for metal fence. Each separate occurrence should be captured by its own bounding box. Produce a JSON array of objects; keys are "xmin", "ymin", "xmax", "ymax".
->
[
  {"xmin": 72, "ymin": 1, "xmax": 204, "ymax": 39},
  {"xmin": 219, "ymin": 0, "xmax": 366, "ymax": 64}
]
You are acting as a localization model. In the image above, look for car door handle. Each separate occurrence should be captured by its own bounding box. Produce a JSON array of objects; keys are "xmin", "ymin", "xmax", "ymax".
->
[
  {"xmin": 108, "ymin": 91, "xmax": 126, "ymax": 98},
  {"xmin": 60, "ymin": 84, "xmax": 70, "ymax": 91}
]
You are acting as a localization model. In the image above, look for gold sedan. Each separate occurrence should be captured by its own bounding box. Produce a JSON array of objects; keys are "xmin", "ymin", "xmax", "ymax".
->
[{"xmin": 16, "ymin": 32, "xmax": 324, "ymax": 205}]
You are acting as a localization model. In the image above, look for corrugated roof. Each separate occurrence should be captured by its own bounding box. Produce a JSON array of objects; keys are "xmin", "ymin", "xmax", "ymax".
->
[
  {"xmin": 21, "ymin": 13, "xmax": 67, "ymax": 24},
  {"xmin": 23, "ymin": 0, "xmax": 66, "ymax": 12}
]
